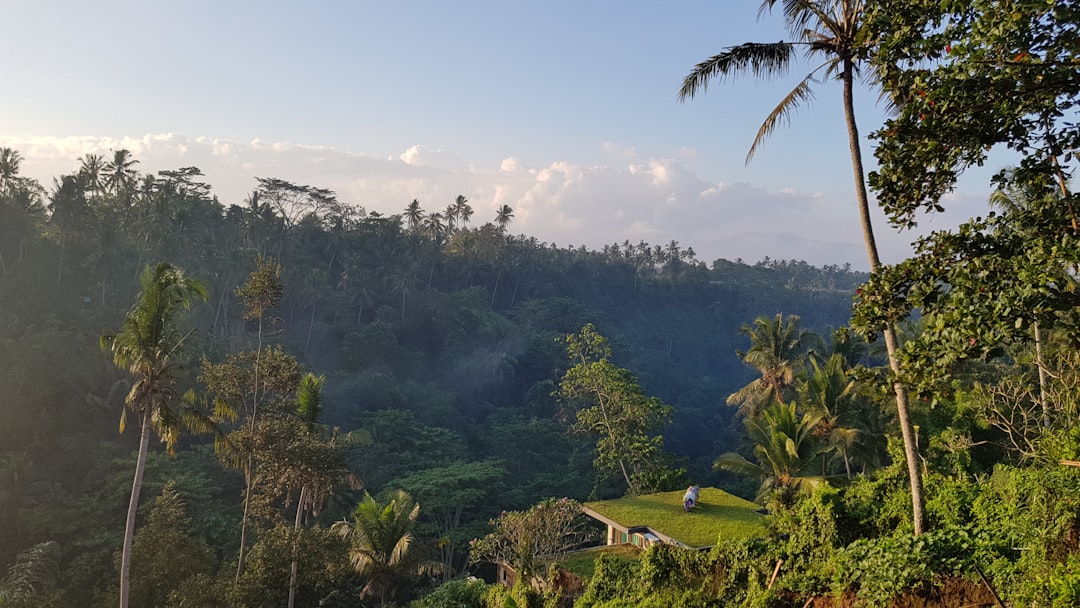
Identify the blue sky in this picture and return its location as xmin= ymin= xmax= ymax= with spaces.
xmin=1 ymin=1 xmax=1000 ymax=268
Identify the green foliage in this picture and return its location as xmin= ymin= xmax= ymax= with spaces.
xmin=127 ymin=481 xmax=215 ymax=608
xmin=226 ymin=524 xmax=350 ymax=608
xmin=576 ymin=538 xmax=774 ymax=608
xmin=0 ymin=541 xmax=59 ymax=606
xmin=558 ymin=324 xmax=677 ymax=496
xmin=469 ymin=498 xmax=593 ymax=586
xmin=333 ymin=490 xmax=438 ymax=606
xmin=414 ymin=577 xmax=491 ymax=608
xmin=832 ymin=526 xmax=979 ymax=607
xmin=715 ymin=401 xmax=830 ymax=502
xmin=0 ymin=147 xmax=872 ymax=606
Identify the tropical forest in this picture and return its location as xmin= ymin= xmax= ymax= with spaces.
xmin=2 ymin=2 xmax=1080 ymax=608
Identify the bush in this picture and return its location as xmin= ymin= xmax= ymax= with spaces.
xmin=414 ymin=577 xmax=491 ymax=608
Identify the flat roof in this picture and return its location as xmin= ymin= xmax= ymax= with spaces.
xmin=583 ymin=487 xmax=766 ymax=548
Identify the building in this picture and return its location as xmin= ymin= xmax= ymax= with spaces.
xmin=582 ymin=487 xmax=765 ymax=550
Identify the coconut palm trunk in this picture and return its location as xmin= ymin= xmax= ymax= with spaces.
xmin=119 ymin=411 xmax=152 ymax=608
xmin=842 ymin=57 xmax=925 ymax=534
xmin=287 ymin=485 xmax=306 ymax=608
xmin=680 ymin=0 xmax=925 ymax=534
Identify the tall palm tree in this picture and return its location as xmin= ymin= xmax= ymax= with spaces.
xmin=797 ymin=353 xmax=881 ymax=476
xmin=78 ymin=153 xmax=107 ymax=196
xmin=289 ymin=373 xmax=324 ymax=608
xmin=100 ymin=262 xmax=209 ymax=608
xmin=727 ymin=313 xmax=819 ymax=416
xmin=104 ymin=149 xmax=139 ymax=195
xmin=332 ymin=490 xmax=438 ymax=607
xmin=679 ymin=0 xmax=926 ymax=533
xmin=0 ymin=147 xmax=23 ymax=193
xmin=48 ymin=174 xmax=89 ymax=285
xmin=715 ymin=401 xmax=830 ymax=502
xmin=403 ymin=199 xmax=424 ymax=234
xmin=494 ymin=204 xmax=514 ymax=232
xmin=452 ymin=195 xmax=473 ymax=227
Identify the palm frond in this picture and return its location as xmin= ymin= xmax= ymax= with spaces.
xmin=1 ymin=541 xmax=59 ymax=604
xmin=714 ymin=452 xmax=765 ymax=478
xmin=747 ymin=74 xmax=816 ymax=163
xmin=678 ymin=42 xmax=795 ymax=101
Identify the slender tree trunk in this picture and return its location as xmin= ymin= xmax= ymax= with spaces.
xmin=236 ymin=462 xmax=254 ymax=582
xmin=305 ymin=303 xmax=316 ymax=355
xmin=1034 ymin=322 xmax=1051 ymax=427
xmin=490 ymin=268 xmax=501 ymax=308
xmin=288 ymin=485 xmax=306 ymax=608
xmin=57 ymin=231 xmax=65 ymax=286
xmin=120 ymin=411 xmax=152 ymax=608
xmin=237 ymin=318 xmax=265 ymax=581
xmin=842 ymin=60 xmax=925 ymax=535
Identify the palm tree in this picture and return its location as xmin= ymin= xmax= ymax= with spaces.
xmin=797 ymin=353 xmax=881 ymax=476
xmin=452 ymin=195 xmax=473 ymax=227
xmin=423 ymin=211 xmax=447 ymax=245
xmin=727 ymin=313 xmax=819 ymax=416
xmin=403 ymin=199 xmax=425 ymax=234
xmin=443 ymin=203 xmax=459 ymax=233
xmin=679 ymin=0 xmax=926 ymax=534
xmin=332 ymin=490 xmax=438 ymax=607
xmin=48 ymin=174 xmax=89 ymax=285
xmin=0 ymin=148 xmax=23 ymax=193
xmin=100 ymin=262 xmax=209 ymax=608
xmin=0 ymin=541 xmax=59 ymax=606
xmin=715 ymin=401 xmax=830 ymax=502
xmin=494 ymin=204 xmax=514 ymax=232
xmin=78 ymin=153 xmax=107 ymax=196
xmin=289 ymin=373 xmax=324 ymax=608
xmin=104 ymin=149 xmax=139 ymax=195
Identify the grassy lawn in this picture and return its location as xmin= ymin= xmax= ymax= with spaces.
xmin=556 ymin=544 xmax=641 ymax=580
xmin=585 ymin=487 xmax=766 ymax=548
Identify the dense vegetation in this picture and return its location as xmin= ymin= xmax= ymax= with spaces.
xmin=5 ymin=1 xmax=1080 ymax=606
xmin=0 ymin=144 xmax=863 ymax=606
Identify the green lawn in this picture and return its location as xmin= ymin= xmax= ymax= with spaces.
xmin=585 ymin=487 xmax=766 ymax=548
xmin=556 ymin=544 xmax=641 ymax=580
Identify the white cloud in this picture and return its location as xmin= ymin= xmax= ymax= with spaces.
xmin=399 ymin=144 xmax=468 ymax=172
xmin=0 ymin=132 xmax=943 ymax=268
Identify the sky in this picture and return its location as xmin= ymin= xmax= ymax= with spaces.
xmin=1 ymin=1 xmax=1005 ymax=270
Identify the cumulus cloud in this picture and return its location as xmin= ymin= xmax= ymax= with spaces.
xmin=399 ymin=144 xmax=468 ymax=172
xmin=0 ymin=132 xmax=935 ymax=268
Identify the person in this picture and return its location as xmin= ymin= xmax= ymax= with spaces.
xmin=682 ymin=485 xmax=699 ymax=511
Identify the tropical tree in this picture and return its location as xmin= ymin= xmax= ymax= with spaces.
xmin=0 ymin=148 xmax=21 ymax=192
xmin=99 ymin=262 xmax=210 ymax=608
xmin=452 ymin=195 xmax=473 ymax=227
xmin=279 ymin=372 xmax=352 ymax=608
xmin=494 ymin=204 xmax=514 ymax=232
xmin=390 ymin=460 xmax=507 ymax=578
xmin=797 ymin=353 xmax=883 ymax=476
xmin=104 ymin=149 xmax=139 ymax=196
xmin=469 ymin=497 xmax=593 ymax=589
xmin=403 ymin=199 xmax=425 ymax=234
xmin=0 ymin=541 xmax=59 ymax=606
xmin=78 ymin=153 xmax=107 ymax=196
xmin=678 ymin=0 xmax=926 ymax=534
xmin=332 ymin=490 xmax=438 ymax=607
xmin=727 ymin=313 xmax=819 ymax=416
xmin=48 ymin=174 xmax=89 ymax=285
xmin=127 ymin=481 xmax=215 ymax=608
xmin=557 ymin=323 xmax=678 ymax=495
xmin=714 ymin=401 xmax=830 ymax=502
